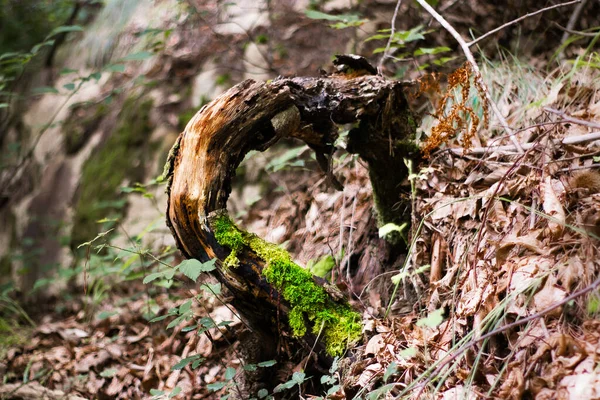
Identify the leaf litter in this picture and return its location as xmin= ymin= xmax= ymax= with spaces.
xmin=3 ymin=54 xmax=600 ymax=400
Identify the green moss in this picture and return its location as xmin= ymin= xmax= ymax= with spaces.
xmin=71 ymin=96 xmax=154 ymax=249
xmin=0 ymin=317 xmax=30 ymax=360
xmin=210 ymin=214 xmax=362 ymax=356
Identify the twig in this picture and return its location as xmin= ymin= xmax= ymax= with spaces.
xmin=553 ymin=21 xmax=600 ymax=38
xmin=449 ymin=130 xmax=600 ymax=155
xmin=544 ymin=106 xmax=600 ymax=129
xmin=414 ymin=0 xmax=525 ymax=153
xmin=467 ymin=0 xmax=581 ymax=47
xmin=559 ymin=163 xmax=600 ymax=172
xmin=560 ymin=0 xmax=589 ymax=46
xmin=377 ymin=0 xmax=402 ymax=71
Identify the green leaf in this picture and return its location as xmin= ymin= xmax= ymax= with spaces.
xmin=100 ymin=368 xmax=118 ymax=378
xmin=167 ymin=314 xmax=188 ymax=330
xmin=224 ymin=367 xmax=236 ymax=380
xmin=150 ymin=389 xmax=164 ymax=396
xmin=63 ymin=83 xmax=76 ymax=91
xmin=179 ymin=258 xmax=217 ymax=282
xmin=292 ymin=371 xmax=305 ymax=384
xmin=244 ymin=364 xmax=258 ymax=372
xmin=273 ymin=380 xmax=297 ymax=393
xmin=97 ymin=310 xmax=118 ymax=320
xmin=143 ymin=272 xmax=164 ymax=284
xmin=413 ymin=46 xmax=451 ymax=56
xmin=433 ymin=56 xmax=457 ymax=66
xmin=200 ymin=282 xmax=222 ymax=295
xmin=321 ymin=374 xmax=335 ymax=385
xmin=199 ymin=317 xmax=217 ymax=328
xmin=182 ymin=324 xmax=198 ymax=332
xmin=105 ymin=64 xmax=126 ymax=73
xmin=149 ymin=314 xmax=171 ymax=323
xmin=257 ymin=360 xmax=277 ymax=367
xmin=265 ymin=146 xmax=307 ymax=172
xmin=416 ymin=308 xmax=445 ymax=328
xmin=367 ymin=384 xmax=397 ymax=400
xmin=330 ymin=21 xmax=364 ymax=29
xmin=327 ymin=385 xmax=341 ymax=395
xmin=89 ymin=72 xmax=102 ymax=81
xmin=121 ymin=51 xmax=154 ymax=61
xmin=164 ymin=268 xmax=176 ymax=280
xmin=31 ymin=40 xmax=55 ymax=54
xmin=378 ymin=222 xmax=407 ymax=238
xmin=168 ymin=386 xmax=182 ymax=398
xmin=60 ymin=68 xmax=78 ymax=75
xmin=47 ymin=25 xmax=84 ymax=38
xmin=32 ymin=86 xmax=59 ymax=95
xmin=588 ymin=295 xmax=600 ymax=315
xmin=207 ymin=382 xmax=227 ymax=391
xmin=399 ymin=347 xmax=417 ymax=358
xmin=258 ymin=388 xmax=269 ymax=398
xmin=365 ymin=33 xmax=391 ymax=42
xmin=191 ymin=358 xmax=204 ymax=369
xmin=304 ymin=10 xmax=360 ymax=22
xmin=383 ymin=361 xmax=397 ymax=381
xmin=308 ymin=255 xmax=335 ymax=278
xmin=0 ymin=103 xmax=9 ymax=109
xmin=172 ymin=355 xmax=200 ymax=370
xmin=179 ymin=299 xmax=192 ymax=314
xmin=393 ymin=26 xmax=426 ymax=43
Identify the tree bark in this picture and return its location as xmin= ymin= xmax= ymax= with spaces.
xmin=164 ymin=56 xmax=418 ymax=361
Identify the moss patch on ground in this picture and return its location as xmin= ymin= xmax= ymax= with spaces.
xmin=70 ymin=96 xmax=154 ymax=249
xmin=211 ymin=214 xmax=362 ymax=356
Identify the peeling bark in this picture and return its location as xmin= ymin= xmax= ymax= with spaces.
xmin=165 ymin=56 xmax=418 ymax=362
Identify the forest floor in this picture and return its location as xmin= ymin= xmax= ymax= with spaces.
xmin=3 ymin=62 xmax=600 ymax=399
xmin=2 ymin=1 xmax=600 ymax=399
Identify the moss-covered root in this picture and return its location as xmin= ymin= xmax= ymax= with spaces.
xmin=210 ymin=213 xmax=362 ymax=356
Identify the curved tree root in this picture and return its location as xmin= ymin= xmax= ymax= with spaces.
xmin=164 ymin=56 xmax=419 ymax=363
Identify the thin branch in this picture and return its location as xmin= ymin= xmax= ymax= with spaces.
xmin=553 ymin=21 xmax=600 ymax=37
xmin=560 ymin=0 xmax=589 ymax=45
xmin=414 ymin=0 xmax=525 ymax=153
xmin=544 ymin=106 xmax=600 ymax=129
xmin=377 ymin=0 xmax=402 ymax=71
xmin=449 ymin=130 xmax=600 ymax=155
xmin=467 ymin=0 xmax=581 ymax=47
xmin=559 ymin=163 xmax=600 ymax=172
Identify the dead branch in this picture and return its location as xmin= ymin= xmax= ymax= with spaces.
xmin=165 ymin=56 xmax=418 ymax=361
xmin=467 ymin=0 xmax=582 ymax=47
xmin=449 ymin=130 xmax=600 ymax=155
xmin=544 ymin=106 xmax=600 ymax=129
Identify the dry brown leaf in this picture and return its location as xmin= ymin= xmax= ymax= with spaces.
xmin=542 ymin=176 xmax=566 ymax=237
xmin=440 ymin=385 xmax=477 ymax=400
xmin=75 ymin=349 xmax=111 ymax=373
xmin=558 ymin=362 xmax=600 ymax=400
xmin=365 ymin=334 xmax=385 ymax=355
xmin=356 ymin=363 xmax=382 ymax=388
xmin=532 ymin=283 xmax=567 ymax=317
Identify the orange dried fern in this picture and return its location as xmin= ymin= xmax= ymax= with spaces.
xmin=419 ymin=63 xmax=489 ymax=157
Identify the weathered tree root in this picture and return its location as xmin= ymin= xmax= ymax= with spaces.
xmin=164 ymin=56 xmax=418 ymax=363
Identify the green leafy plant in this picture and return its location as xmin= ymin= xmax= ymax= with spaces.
xmin=304 ymin=10 xmax=366 ymax=29
xmin=366 ymin=25 xmax=455 ymax=70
